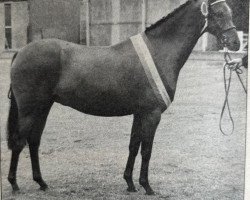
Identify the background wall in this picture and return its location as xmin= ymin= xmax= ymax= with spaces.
xmin=82 ymin=0 xmax=190 ymax=46
xmin=80 ymin=0 xmax=217 ymax=50
xmin=28 ymin=0 xmax=80 ymax=43
xmin=0 ymin=1 xmax=28 ymax=52
xmin=228 ymin=0 xmax=249 ymax=33
xmin=0 ymin=4 xmax=4 ymax=51
xmin=12 ymin=1 xmax=28 ymax=48
xmin=0 ymin=0 xmax=248 ymax=52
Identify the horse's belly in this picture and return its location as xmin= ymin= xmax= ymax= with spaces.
xmin=73 ymin=105 xmax=134 ymax=117
xmin=54 ymin=91 xmax=137 ymax=117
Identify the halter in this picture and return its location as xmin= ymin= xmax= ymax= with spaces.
xmin=200 ymin=0 xmax=236 ymax=35
xmin=210 ymin=0 xmax=226 ymax=6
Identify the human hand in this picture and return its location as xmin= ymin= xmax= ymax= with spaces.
xmin=227 ymin=58 xmax=242 ymax=66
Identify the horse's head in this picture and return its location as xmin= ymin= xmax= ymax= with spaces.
xmin=199 ymin=0 xmax=240 ymax=51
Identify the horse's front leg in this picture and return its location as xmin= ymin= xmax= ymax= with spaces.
xmin=139 ymin=108 xmax=161 ymax=195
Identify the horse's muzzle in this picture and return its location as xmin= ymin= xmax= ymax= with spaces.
xmin=221 ymin=28 xmax=240 ymax=51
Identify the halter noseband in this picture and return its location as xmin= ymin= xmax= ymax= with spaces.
xmin=200 ymin=0 xmax=236 ymax=35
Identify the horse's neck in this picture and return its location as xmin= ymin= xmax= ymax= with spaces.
xmin=144 ymin=4 xmax=204 ymax=92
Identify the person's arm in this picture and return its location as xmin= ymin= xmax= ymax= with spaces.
xmin=242 ymin=54 xmax=248 ymax=68
xmin=228 ymin=55 xmax=248 ymax=69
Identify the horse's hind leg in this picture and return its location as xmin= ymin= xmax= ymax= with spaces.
xmin=124 ymin=114 xmax=142 ymax=192
xmin=8 ymin=149 xmax=23 ymax=191
xmin=27 ymin=103 xmax=53 ymax=190
xmin=8 ymin=112 xmax=36 ymax=191
xmin=8 ymin=101 xmax=52 ymax=191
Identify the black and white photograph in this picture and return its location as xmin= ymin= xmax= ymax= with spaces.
xmin=0 ymin=0 xmax=249 ymax=199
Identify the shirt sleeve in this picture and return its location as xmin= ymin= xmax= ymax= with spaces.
xmin=242 ymin=54 xmax=248 ymax=68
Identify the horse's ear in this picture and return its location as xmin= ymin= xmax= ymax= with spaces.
xmin=200 ymin=1 xmax=209 ymax=17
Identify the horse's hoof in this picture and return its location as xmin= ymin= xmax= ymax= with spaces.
xmin=12 ymin=190 xmax=25 ymax=195
xmin=12 ymin=189 xmax=21 ymax=195
xmin=127 ymin=187 xmax=138 ymax=192
xmin=145 ymin=189 xmax=155 ymax=195
xmin=40 ymin=185 xmax=48 ymax=191
xmin=11 ymin=184 xmax=20 ymax=193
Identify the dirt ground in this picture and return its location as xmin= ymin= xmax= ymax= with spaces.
xmin=0 ymin=54 xmax=247 ymax=200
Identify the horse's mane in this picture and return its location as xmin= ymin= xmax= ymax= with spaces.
xmin=145 ymin=0 xmax=192 ymax=32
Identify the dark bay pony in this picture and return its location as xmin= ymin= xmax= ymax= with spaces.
xmin=7 ymin=0 xmax=239 ymax=195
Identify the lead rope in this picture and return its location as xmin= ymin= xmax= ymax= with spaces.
xmin=219 ymin=47 xmax=247 ymax=135
xmin=224 ymin=48 xmax=247 ymax=93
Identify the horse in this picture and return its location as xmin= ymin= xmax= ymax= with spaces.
xmin=7 ymin=0 xmax=240 ymax=195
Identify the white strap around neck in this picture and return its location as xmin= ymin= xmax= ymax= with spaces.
xmin=130 ymin=34 xmax=172 ymax=108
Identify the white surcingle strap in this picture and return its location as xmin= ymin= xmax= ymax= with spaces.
xmin=130 ymin=34 xmax=172 ymax=108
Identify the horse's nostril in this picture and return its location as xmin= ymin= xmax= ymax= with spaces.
xmin=231 ymin=42 xmax=240 ymax=51
xmin=235 ymin=41 xmax=240 ymax=46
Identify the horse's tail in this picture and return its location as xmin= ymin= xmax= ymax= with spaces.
xmin=11 ymin=52 xmax=18 ymax=65
xmin=7 ymin=87 xmax=19 ymax=150
xmin=7 ymin=52 xmax=19 ymax=150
